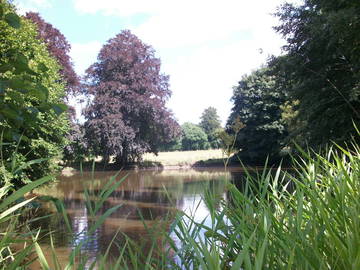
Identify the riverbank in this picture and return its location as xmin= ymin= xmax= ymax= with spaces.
xmin=141 ymin=149 xmax=226 ymax=167
xmin=62 ymin=149 xmax=230 ymax=175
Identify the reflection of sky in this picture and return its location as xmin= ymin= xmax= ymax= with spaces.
xmin=72 ymin=205 xmax=99 ymax=268
xmin=37 ymin=169 xmax=235 ymax=266
xmin=181 ymin=194 xmax=210 ymax=223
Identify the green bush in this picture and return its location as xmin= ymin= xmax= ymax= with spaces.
xmin=0 ymin=1 xmax=69 ymax=189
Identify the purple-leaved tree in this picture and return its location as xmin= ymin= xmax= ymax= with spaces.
xmin=25 ymin=12 xmax=79 ymax=94
xmin=83 ymin=30 xmax=179 ymax=165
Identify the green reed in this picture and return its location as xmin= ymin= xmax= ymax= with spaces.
xmin=1 ymin=141 xmax=360 ymax=269
xmin=172 ymin=143 xmax=360 ymax=269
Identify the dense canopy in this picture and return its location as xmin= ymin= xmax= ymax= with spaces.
xmin=274 ymin=0 xmax=360 ymax=147
xmin=84 ymin=30 xmax=179 ymax=164
xmin=0 ymin=2 xmax=68 ymax=187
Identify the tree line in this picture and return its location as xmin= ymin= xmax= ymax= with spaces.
xmin=158 ymin=106 xmax=223 ymax=152
xmin=226 ymin=0 xmax=360 ymax=165
xmin=1 ymin=0 xmax=359 ymax=189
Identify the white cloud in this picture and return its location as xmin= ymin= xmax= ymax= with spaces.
xmin=15 ymin=0 xmax=53 ymax=14
xmin=69 ymin=41 xmax=102 ymax=75
xmin=68 ymin=42 xmax=102 ymax=122
xmin=72 ymin=0 xmax=293 ymax=125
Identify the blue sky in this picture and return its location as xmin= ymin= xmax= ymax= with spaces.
xmin=15 ymin=0 xmax=299 ymax=125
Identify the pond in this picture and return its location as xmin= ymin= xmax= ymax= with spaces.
xmin=31 ymin=167 xmax=245 ymax=268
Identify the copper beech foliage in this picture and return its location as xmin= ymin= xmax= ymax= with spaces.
xmin=25 ymin=12 xmax=79 ymax=94
xmin=84 ymin=30 xmax=180 ymax=165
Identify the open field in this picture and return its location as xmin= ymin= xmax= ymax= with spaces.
xmin=142 ymin=149 xmax=225 ymax=167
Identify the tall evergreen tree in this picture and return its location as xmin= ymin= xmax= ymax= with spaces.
xmin=199 ymin=107 xmax=222 ymax=148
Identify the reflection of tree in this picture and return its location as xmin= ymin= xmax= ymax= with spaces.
xmin=39 ymin=168 xmax=231 ymax=262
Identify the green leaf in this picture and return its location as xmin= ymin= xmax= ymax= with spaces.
xmin=51 ymin=103 xmax=68 ymax=115
xmin=34 ymin=242 xmax=51 ymax=270
xmin=29 ymin=88 xmax=46 ymax=101
xmin=0 ymin=79 xmax=8 ymax=93
xmin=4 ymin=13 xmax=21 ymax=29
xmin=11 ymin=53 xmax=37 ymax=75
xmin=0 ymin=63 xmax=13 ymax=73
xmin=7 ymin=91 xmax=25 ymax=104
xmin=27 ymin=106 xmax=40 ymax=116
xmin=0 ymin=6 xmax=4 ymax=19
xmin=0 ymin=198 xmax=35 ymax=221
xmin=1 ymin=106 xmax=22 ymax=122
xmin=8 ymin=77 xmax=32 ymax=92
xmin=14 ymin=158 xmax=48 ymax=174
xmin=0 ymin=176 xmax=52 ymax=211
xmin=15 ymin=53 xmax=28 ymax=66
xmin=7 ymin=246 xmax=34 ymax=270
xmin=37 ymin=62 xmax=49 ymax=72
xmin=88 ymin=204 xmax=122 ymax=235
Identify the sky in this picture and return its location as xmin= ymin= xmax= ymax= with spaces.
xmin=15 ymin=0 xmax=298 ymax=125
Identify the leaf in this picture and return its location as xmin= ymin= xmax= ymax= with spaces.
xmin=0 ymin=6 xmax=3 ymax=19
xmin=0 ymin=198 xmax=35 ymax=221
xmin=12 ymin=53 xmax=37 ymax=75
xmin=37 ymin=62 xmax=49 ymax=72
xmin=14 ymin=158 xmax=48 ymax=174
xmin=27 ymin=106 xmax=40 ymax=116
xmin=0 ymin=79 xmax=8 ymax=93
xmin=6 ymin=91 xmax=25 ymax=104
xmin=34 ymin=242 xmax=51 ymax=270
xmin=51 ymin=103 xmax=68 ymax=115
xmin=4 ymin=13 xmax=21 ymax=29
xmin=29 ymin=88 xmax=46 ymax=101
xmin=0 ymin=176 xmax=51 ymax=211
xmin=88 ymin=204 xmax=122 ymax=235
xmin=8 ymin=77 xmax=32 ymax=92
xmin=0 ymin=106 xmax=22 ymax=122
xmin=7 ymin=245 xmax=34 ymax=270
xmin=0 ymin=63 xmax=13 ymax=73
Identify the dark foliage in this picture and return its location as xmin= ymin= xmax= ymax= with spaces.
xmin=227 ymin=67 xmax=287 ymax=164
xmin=158 ymin=135 xmax=182 ymax=152
xmin=25 ymin=12 xmax=79 ymax=94
xmin=274 ymin=0 xmax=360 ymax=148
xmin=84 ymin=30 xmax=180 ymax=165
xmin=63 ymin=108 xmax=88 ymax=163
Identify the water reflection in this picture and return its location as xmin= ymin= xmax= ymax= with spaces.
xmin=34 ymin=168 xmax=242 ymax=267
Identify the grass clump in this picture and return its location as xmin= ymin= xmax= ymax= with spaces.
xmin=171 ymin=144 xmax=360 ymax=269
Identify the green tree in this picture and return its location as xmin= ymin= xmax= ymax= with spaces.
xmin=158 ymin=135 xmax=182 ymax=152
xmin=227 ymin=67 xmax=287 ymax=164
xmin=274 ymin=0 xmax=360 ymax=148
xmin=181 ymin=122 xmax=210 ymax=151
xmin=199 ymin=107 xmax=222 ymax=148
xmin=0 ymin=1 xmax=68 ymax=189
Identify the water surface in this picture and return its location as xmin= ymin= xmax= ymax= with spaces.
xmin=33 ymin=168 xmax=243 ymax=267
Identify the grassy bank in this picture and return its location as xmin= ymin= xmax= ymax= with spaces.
xmin=1 ymin=143 xmax=360 ymax=269
xmin=142 ymin=149 xmax=225 ymax=167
